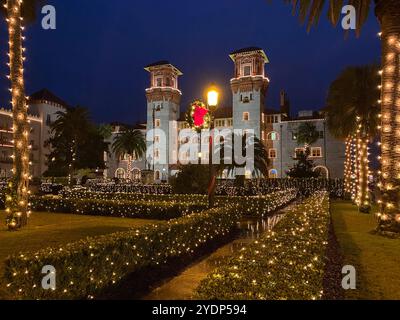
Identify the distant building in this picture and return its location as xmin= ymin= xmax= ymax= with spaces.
xmin=107 ymin=47 xmax=345 ymax=182
xmin=0 ymin=89 xmax=66 ymax=178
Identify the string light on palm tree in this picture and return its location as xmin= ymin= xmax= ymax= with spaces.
xmin=4 ymin=0 xmax=31 ymax=230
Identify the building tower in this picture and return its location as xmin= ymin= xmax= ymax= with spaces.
xmin=230 ymin=47 xmax=270 ymax=138
xmin=145 ymin=61 xmax=182 ymax=182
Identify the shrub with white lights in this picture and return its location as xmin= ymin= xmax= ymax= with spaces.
xmin=195 ymin=191 xmax=330 ymax=300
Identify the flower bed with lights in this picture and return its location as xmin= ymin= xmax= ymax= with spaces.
xmin=3 ymin=204 xmax=241 ymax=300
xmin=195 ymin=191 xmax=330 ymax=300
xmin=30 ymin=196 xmax=207 ymax=220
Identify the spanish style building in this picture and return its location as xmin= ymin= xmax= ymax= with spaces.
xmin=0 ymin=89 xmax=66 ymax=178
xmin=0 ymin=48 xmax=345 ymax=182
xmin=107 ymin=47 xmax=345 ymax=182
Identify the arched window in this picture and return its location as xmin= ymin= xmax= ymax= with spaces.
xmin=115 ymin=168 xmax=126 ymax=179
xmin=154 ymin=170 xmax=161 ymax=180
xmin=267 ymin=131 xmax=279 ymax=141
xmin=269 ymin=169 xmax=278 ymax=179
xmin=132 ymin=168 xmax=141 ymax=181
xmin=314 ymin=166 xmax=329 ymax=179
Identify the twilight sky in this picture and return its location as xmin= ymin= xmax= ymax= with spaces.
xmin=0 ymin=0 xmax=380 ymax=124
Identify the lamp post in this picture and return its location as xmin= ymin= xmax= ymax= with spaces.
xmin=207 ymin=86 xmax=219 ymax=208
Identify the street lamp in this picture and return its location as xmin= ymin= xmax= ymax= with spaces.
xmin=207 ymin=85 xmax=219 ymax=208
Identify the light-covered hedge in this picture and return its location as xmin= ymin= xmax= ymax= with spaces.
xmin=30 ymin=196 xmax=207 ymax=220
xmin=195 ymin=192 xmax=330 ymax=300
xmin=3 ymin=204 xmax=241 ymax=300
xmin=58 ymin=189 xmax=298 ymax=217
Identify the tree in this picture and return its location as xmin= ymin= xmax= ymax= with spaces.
xmin=112 ymin=129 xmax=146 ymax=180
xmin=170 ymin=165 xmax=209 ymax=194
xmin=45 ymin=107 xmax=108 ymax=178
xmin=281 ymin=0 xmax=400 ymax=228
xmin=287 ymin=148 xmax=320 ymax=178
xmin=98 ymin=124 xmax=113 ymax=140
xmin=2 ymin=0 xmax=42 ymax=230
xmin=326 ymin=65 xmax=380 ymax=212
xmin=220 ymin=134 xmax=269 ymax=177
xmin=296 ymin=122 xmax=320 ymax=148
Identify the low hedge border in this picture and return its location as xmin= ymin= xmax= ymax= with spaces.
xmin=195 ymin=191 xmax=330 ymax=300
xmin=30 ymin=196 xmax=208 ymax=220
xmin=3 ymin=204 xmax=241 ymax=300
xmin=57 ymin=189 xmax=298 ymax=217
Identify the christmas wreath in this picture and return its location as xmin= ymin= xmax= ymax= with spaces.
xmin=185 ymin=100 xmax=211 ymax=132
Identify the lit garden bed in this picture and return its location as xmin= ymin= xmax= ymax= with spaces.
xmin=195 ymin=191 xmax=330 ymax=300
xmin=3 ymin=204 xmax=241 ymax=300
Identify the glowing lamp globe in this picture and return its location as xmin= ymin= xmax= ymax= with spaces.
xmin=207 ymin=89 xmax=219 ymax=108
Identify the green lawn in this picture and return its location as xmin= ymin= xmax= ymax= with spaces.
xmin=331 ymin=201 xmax=400 ymax=300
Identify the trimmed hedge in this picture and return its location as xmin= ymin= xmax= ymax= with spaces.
xmin=195 ymin=191 xmax=330 ymax=300
xmin=3 ymin=204 xmax=241 ymax=300
xmin=58 ymin=189 xmax=298 ymax=217
xmin=216 ymin=178 xmax=344 ymax=198
xmin=30 ymin=196 xmax=207 ymax=220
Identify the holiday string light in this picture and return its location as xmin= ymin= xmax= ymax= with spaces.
xmin=376 ymin=31 xmax=400 ymax=228
xmin=195 ymin=192 xmax=330 ymax=300
xmin=29 ymin=189 xmax=298 ymax=219
xmin=344 ymin=136 xmax=352 ymax=194
xmin=3 ymin=189 xmax=298 ymax=299
xmin=4 ymin=0 xmax=32 ymax=230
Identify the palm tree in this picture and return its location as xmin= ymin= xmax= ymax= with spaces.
xmin=296 ymin=122 xmax=320 ymax=150
xmin=112 ymin=129 xmax=146 ymax=180
xmin=325 ymin=65 xmax=380 ymax=212
xmin=282 ymin=0 xmax=400 ymax=226
xmin=216 ymin=134 xmax=269 ymax=183
xmin=2 ymin=0 xmax=42 ymax=230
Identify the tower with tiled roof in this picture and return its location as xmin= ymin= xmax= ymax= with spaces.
xmin=145 ymin=61 xmax=182 ymax=182
xmin=230 ymin=47 xmax=270 ymax=139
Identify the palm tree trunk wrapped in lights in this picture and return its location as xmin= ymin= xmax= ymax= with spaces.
xmin=376 ymin=1 xmax=400 ymax=231
xmin=281 ymin=0 xmax=400 ymax=230
xmin=4 ymin=0 xmax=31 ymax=230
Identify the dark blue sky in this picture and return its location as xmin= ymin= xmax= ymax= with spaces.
xmin=0 ymin=0 xmax=380 ymax=124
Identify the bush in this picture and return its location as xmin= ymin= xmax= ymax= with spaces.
xmin=3 ymin=204 xmax=241 ymax=300
xmin=216 ymin=178 xmax=344 ymax=198
xmin=30 ymin=196 xmax=207 ymax=220
xmin=195 ymin=192 xmax=330 ymax=300
xmin=58 ymin=189 xmax=298 ymax=217
xmin=170 ymin=165 xmax=210 ymax=194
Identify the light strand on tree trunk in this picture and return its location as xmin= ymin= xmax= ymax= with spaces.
xmin=4 ymin=0 xmax=32 ymax=230
xmin=376 ymin=31 xmax=400 ymax=226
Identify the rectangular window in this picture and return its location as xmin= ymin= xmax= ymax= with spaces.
xmin=262 ymin=131 xmax=265 ymax=141
xmin=155 ymin=119 xmax=161 ymax=128
xmin=311 ymin=147 xmax=322 ymax=158
xmin=215 ymin=119 xmax=225 ymax=127
xmin=269 ymin=148 xmax=277 ymax=159
xmin=319 ymin=131 xmax=324 ymax=139
xmin=295 ymin=148 xmax=305 ymax=157
xmin=243 ymin=112 xmax=250 ymax=121
xmin=154 ymin=148 xmax=160 ymax=159
xmin=155 ymin=76 xmax=163 ymax=87
xmin=154 ymin=135 xmax=160 ymax=143
xmin=227 ymin=119 xmax=233 ymax=127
